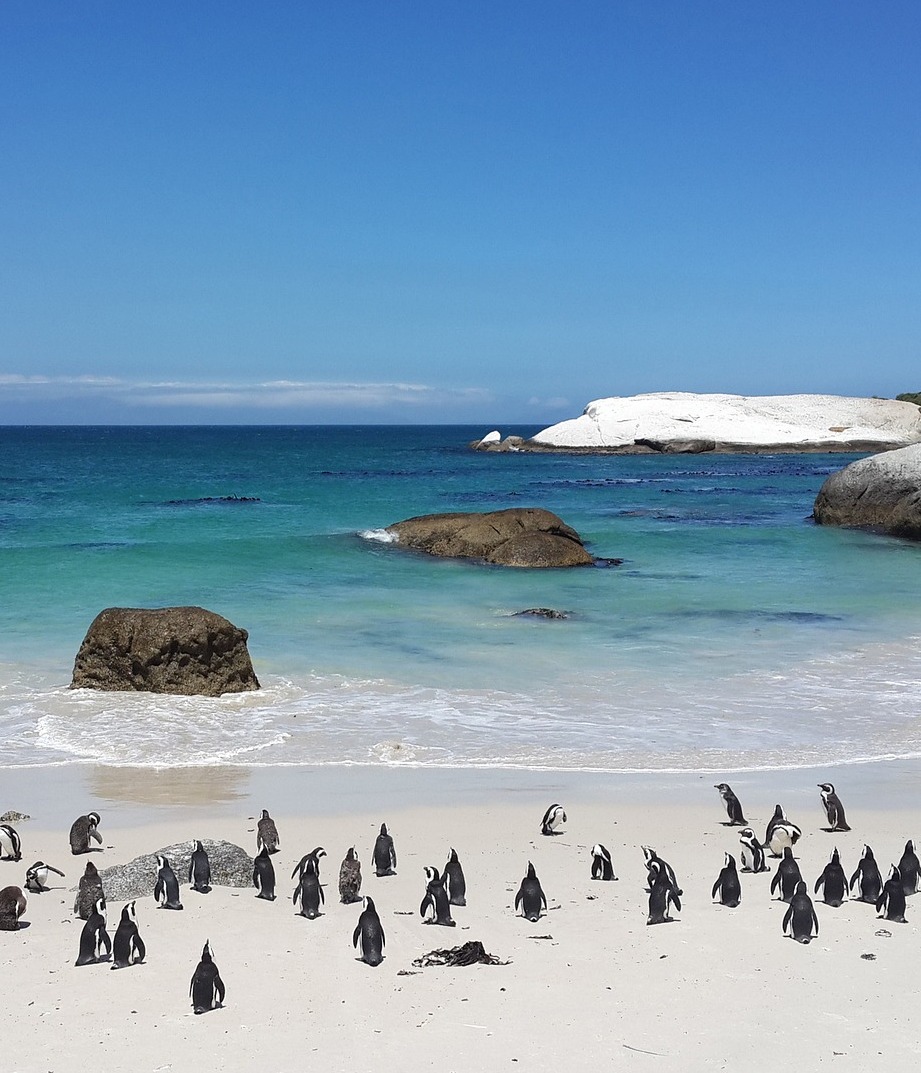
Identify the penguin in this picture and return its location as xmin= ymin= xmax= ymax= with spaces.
xmin=849 ymin=844 xmax=883 ymax=904
xmin=540 ymin=804 xmax=566 ymax=836
xmin=443 ymin=848 xmax=467 ymax=905
xmin=291 ymin=847 xmax=326 ymax=883
xmin=353 ymin=895 xmax=385 ymax=967
xmin=738 ymin=828 xmax=770 ymax=874
xmin=590 ymin=844 xmax=617 ymax=881
xmin=814 ymin=847 xmax=847 ymax=907
xmin=153 ymin=855 xmax=183 ymax=910
xmin=711 ymin=852 xmax=742 ymax=907
xmin=188 ymin=841 xmax=212 ymax=894
xmin=111 ymin=900 xmax=145 ymax=969
xmin=69 ymin=812 xmax=102 ymax=855
xmin=373 ymin=824 xmax=397 ymax=876
xmin=252 ymin=845 xmax=276 ymax=901
xmin=74 ymin=861 xmax=105 ymax=920
xmin=876 ymin=866 xmax=908 ymax=923
xmin=642 ymin=847 xmax=683 ymax=897
xmin=75 ymin=897 xmax=111 ymax=966
xmin=514 ymin=861 xmax=547 ymax=923
xmin=256 ymin=809 xmax=280 ymax=855
xmin=420 ymin=865 xmax=455 ymax=926
xmin=763 ymin=805 xmax=801 ymax=857
xmin=714 ymin=784 xmax=746 ymax=825
xmin=25 ymin=861 xmax=65 ymax=893
xmin=647 ymin=859 xmax=681 ymax=925
xmin=770 ymin=847 xmax=803 ymax=903
xmin=338 ymin=847 xmax=362 ymax=905
xmin=293 ymin=856 xmax=324 ymax=919
xmin=818 ymin=783 xmax=851 ymax=832
xmin=783 ymin=880 xmax=819 ymax=943
xmin=190 ymin=940 xmax=225 ymax=1014
xmin=0 ymin=823 xmax=22 ymax=862
xmin=0 ymin=885 xmax=27 ymax=931
xmin=897 ymin=839 xmax=920 ymax=895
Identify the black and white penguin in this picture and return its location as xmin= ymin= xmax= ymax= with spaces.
xmin=591 ymin=844 xmax=617 ymax=881
xmin=738 ymin=828 xmax=770 ymax=874
xmin=353 ymin=895 xmax=385 ymax=967
xmin=154 ymin=855 xmax=183 ymax=910
xmin=770 ymin=847 xmax=803 ymax=903
xmin=74 ymin=861 xmax=105 ymax=920
xmin=0 ymin=823 xmax=22 ymax=862
xmin=711 ymin=852 xmax=742 ymax=907
xmin=291 ymin=847 xmax=326 ymax=883
xmin=69 ymin=812 xmax=102 ymax=855
xmin=541 ymin=804 xmax=566 ymax=836
xmin=25 ymin=861 xmax=65 ymax=893
xmin=814 ymin=847 xmax=847 ymax=907
xmin=876 ymin=865 xmax=908 ymax=923
xmin=420 ymin=865 xmax=455 ymax=926
xmin=849 ymin=844 xmax=883 ymax=904
xmin=642 ymin=847 xmax=683 ymax=897
xmin=111 ymin=901 xmax=145 ymax=969
xmin=256 ymin=809 xmax=280 ymax=855
xmin=293 ymin=856 xmax=324 ymax=919
xmin=253 ymin=845 xmax=276 ymax=901
xmin=75 ymin=897 xmax=111 ymax=966
xmin=647 ymin=859 xmax=681 ymax=925
xmin=443 ymin=848 xmax=467 ymax=905
xmin=0 ymin=885 xmax=26 ymax=931
xmin=714 ymin=784 xmax=746 ymax=825
xmin=818 ymin=783 xmax=851 ymax=832
xmin=783 ymin=880 xmax=819 ymax=943
xmin=515 ymin=861 xmax=547 ymax=923
xmin=373 ymin=824 xmax=397 ymax=876
xmin=763 ymin=805 xmax=801 ymax=857
xmin=190 ymin=940 xmax=225 ymax=1014
xmin=338 ymin=847 xmax=362 ymax=904
xmin=188 ymin=841 xmax=211 ymax=894
xmin=897 ymin=839 xmax=920 ymax=895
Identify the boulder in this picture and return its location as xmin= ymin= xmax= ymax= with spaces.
xmin=813 ymin=443 xmax=921 ymax=538
xmin=71 ymin=606 xmax=260 ymax=696
xmin=386 ymin=508 xmax=595 ymax=567
xmin=94 ymin=840 xmax=253 ymax=901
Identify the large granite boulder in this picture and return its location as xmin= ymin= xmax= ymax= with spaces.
xmin=94 ymin=840 xmax=253 ymax=901
xmin=71 ymin=606 xmax=260 ymax=696
xmin=813 ymin=443 xmax=921 ymax=538
xmin=385 ymin=508 xmax=595 ymax=567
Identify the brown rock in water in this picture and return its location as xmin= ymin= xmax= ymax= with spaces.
xmin=70 ymin=606 xmax=260 ymax=696
xmin=813 ymin=443 xmax=921 ymax=539
xmin=386 ymin=508 xmax=594 ymax=567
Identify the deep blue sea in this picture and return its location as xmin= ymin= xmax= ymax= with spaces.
xmin=2 ymin=425 xmax=921 ymax=773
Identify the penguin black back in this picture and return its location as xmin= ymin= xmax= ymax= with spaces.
xmin=783 ymin=881 xmax=819 ymax=943
xmin=189 ymin=841 xmax=211 ymax=894
xmin=541 ymin=804 xmax=566 ymax=836
xmin=293 ymin=856 xmax=324 ymax=919
xmin=514 ymin=861 xmax=547 ymax=922
xmin=373 ymin=824 xmax=397 ymax=876
xmin=897 ymin=840 xmax=920 ymax=896
xmin=591 ymin=844 xmax=617 ymax=881
xmin=770 ymin=847 xmax=802 ymax=902
xmin=420 ymin=866 xmax=455 ymax=926
xmin=0 ymin=885 xmax=27 ymax=931
xmin=353 ymin=895 xmax=385 ymax=966
xmin=190 ymin=940 xmax=225 ymax=1014
xmin=111 ymin=901 xmax=145 ymax=969
xmin=75 ymin=898 xmax=111 ymax=966
xmin=849 ymin=845 xmax=882 ymax=903
xmin=814 ymin=848 xmax=847 ymax=907
xmin=443 ymin=848 xmax=467 ymax=906
xmin=818 ymin=782 xmax=851 ymax=831
xmin=647 ymin=860 xmax=680 ymax=924
xmin=711 ymin=852 xmax=741 ymax=907
xmin=154 ymin=855 xmax=183 ymax=910
xmin=253 ymin=845 xmax=276 ymax=901
xmin=877 ymin=866 xmax=908 ymax=923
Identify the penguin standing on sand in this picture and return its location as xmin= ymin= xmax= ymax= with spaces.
xmin=338 ymin=848 xmax=362 ymax=905
xmin=0 ymin=823 xmax=22 ymax=861
xmin=373 ymin=824 xmax=397 ymax=877
xmin=738 ymin=828 xmax=770 ymax=874
xmin=647 ymin=859 xmax=681 ymax=924
xmin=293 ymin=856 xmax=324 ymax=919
xmin=154 ymin=855 xmax=183 ymax=910
xmin=292 ymin=848 xmax=326 ymax=883
xmin=188 ymin=841 xmax=211 ymax=894
xmin=75 ymin=897 xmax=111 ymax=966
xmin=897 ymin=840 xmax=920 ymax=895
xmin=253 ymin=846 xmax=276 ymax=901
xmin=25 ymin=861 xmax=65 ymax=893
xmin=69 ymin=812 xmax=102 ymax=855
xmin=591 ymin=844 xmax=617 ymax=881
xmin=711 ymin=852 xmax=741 ymax=907
xmin=818 ymin=783 xmax=851 ymax=832
xmin=443 ymin=848 xmax=467 ymax=905
xmin=764 ymin=805 xmax=801 ymax=857
xmin=420 ymin=866 xmax=455 ymax=926
xmin=111 ymin=901 xmax=145 ymax=969
xmin=515 ymin=861 xmax=547 ymax=923
xmin=74 ymin=861 xmax=105 ymax=920
xmin=190 ymin=941 xmax=225 ymax=1014
xmin=714 ymin=784 xmax=746 ymax=825
xmin=849 ymin=845 xmax=883 ymax=904
xmin=256 ymin=810 xmax=279 ymax=855
xmin=0 ymin=885 xmax=26 ymax=931
xmin=770 ymin=847 xmax=803 ymax=903
xmin=642 ymin=847 xmax=683 ymax=897
xmin=877 ymin=866 xmax=908 ymax=922
xmin=353 ymin=896 xmax=385 ymax=967
xmin=814 ymin=848 xmax=847 ymax=907
xmin=783 ymin=881 xmax=819 ymax=943
xmin=541 ymin=804 xmax=567 ymax=836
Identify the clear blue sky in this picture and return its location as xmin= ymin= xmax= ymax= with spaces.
xmin=2 ymin=1 xmax=919 ymax=424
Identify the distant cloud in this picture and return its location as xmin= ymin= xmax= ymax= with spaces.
xmin=527 ymin=395 xmax=571 ymax=410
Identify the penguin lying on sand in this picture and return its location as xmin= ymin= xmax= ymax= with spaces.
xmin=25 ymin=861 xmax=65 ymax=893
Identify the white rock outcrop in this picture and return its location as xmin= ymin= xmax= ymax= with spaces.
xmin=531 ymin=393 xmax=921 ymax=451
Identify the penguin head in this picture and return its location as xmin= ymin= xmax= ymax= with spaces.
xmin=818 ymin=782 xmax=834 ymax=793
xmin=84 ymin=862 xmax=98 ymax=877
xmin=362 ymin=895 xmax=376 ymax=912
xmin=890 ymin=864 xmax=902 ymax=882
xmin=94 ymin=896 xmax=106 ymax=920
xmin=794 ymin=880 xmax=807 ymax=895
xmin=773 ymin=804 xmax=785 ymax=819
xmin=862 ymin=844 xmax=874 ymax=860
xmin=122 ymin=901 xmax=137 ymax=923
xmin=311 ymin=847 xmax=327 ymax=860
xmin=724 ymin=852 xmax=735 ymax=868
xmin=380 ymin=823 xmax=388 ymax=836
xmin=262 ymin=809 xmax=271 ymax=820
xmin=200 ymin=940 xmax=213 ymax=962
xmin=195 ymin=840 xmax=204 ymax=852
xmin=830 ymin=847 xmax=840 ymax=864
xmin=738 ymin=827 xmax=755 ymax=844
xmin=257 ymin=845 xmax=270 ymax=859
xmin=423 ymin=865 xmax=439 ymax=883
xmin=525 ymin=861 xmax=537 ymax=879
xmin=906 ymin=840 xmax=916 ymax=854
xmin=88 ymin=812 xmax=101 ymax=827
xmin=782 ymin=847 xmax=794 ymax=859
xmin=346 ymin=847 xmax=357 ymax=862
xmin=448 ymin=848 xmax=459 ymax=863
xmin=714 ymin=783 xmax=730 ymax=793
xmin=591 ymin=844 xmax=607 ymax=860
xmin=156 ymin=855 xmax=168 ymax=870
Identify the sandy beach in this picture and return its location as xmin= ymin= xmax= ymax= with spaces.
xmin=1 ymin=763 xmax=919 ymax=1072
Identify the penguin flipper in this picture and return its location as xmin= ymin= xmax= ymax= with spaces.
xmin=352 ymin=922 xmax=361 ymax=949
xmin=420 ymin=893 xmax=431 ymax=919
xmin=814 ymin=875 xmax=823 ymax=895
xmin=711 ymin=877 xmax=721 ymax=900
xmin=153 ymin=877 xmax=163 ymax=903
xmin=101 ymin=928 xmax=112 ymax=957
xmin=514 ymin=889 xmax=522 ymax=912
xmin=672 ymin=891 xmax=682 ymax=913
xmin=782 ymin=904 xmax=793 ymax=934
xmin=770 ymin=872 xmax=780 ymax=896
xmin=135 ymin=934 xmax=146 ymax=962
xmin=214 ymin=973 xmax=225 ymax=1006
xmin=812 ymin=910 xmax=819 ymax=935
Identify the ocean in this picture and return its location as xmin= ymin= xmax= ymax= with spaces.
xmin=2 ymin=425 xmax=920 ymax=775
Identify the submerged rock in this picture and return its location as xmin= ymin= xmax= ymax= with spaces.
xmin=95 ymin=840 xmax=253 ymax=901
xmin=512 ymin=608 xmax=570 ymax=619
xmin=813 ymin=443 xmax=921 ymax=539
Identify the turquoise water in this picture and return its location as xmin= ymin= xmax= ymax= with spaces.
xmin=2 ymin=425 xmax=921 ymax=772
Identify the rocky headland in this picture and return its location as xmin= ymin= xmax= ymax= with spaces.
xmin=813 ymin=442 xmax=921 ymax=539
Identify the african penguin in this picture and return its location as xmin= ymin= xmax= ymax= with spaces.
xmin=74 ymin=861 xmax=106 ymax=920
xmin=783 ymin=881 xmax=819 ymax=943
xmin=540 ymin=804 xmax=566 ymax=836
xmin=0 ymin=823 xmax=22 ymax=862
xmin=25 ymin=861 xmax=65 ymax=893
xmin=770 ymin=847 xmax=802 ymax=903
xmin=849 ymin=844 xmax=883 ymax=904
xmin=420 ymin=866 xmax=455 ymax=926
xmin=897 ymin=839 xmax=920 ymax=895
xmin=590 ymin=844 xmax=617 ymax=881
xmin=69 ymin=812 xmax=102 ymax=855
xmin=153 ymin=855 xmax=183 ymax=910
xmin=373 ymin=824 xmax=397 ymax=876
xmin=256 ymin=809 xmax=280 ymax=854
xmin=877 ymin=866 xmax=908 ymax=923
xmin=818 ymin=783 xmax=851 ymax=832
xmin=353 ymin=895 xmax=385 ymax=967
xmin=514 ymin=861 xmax=547 ymax=923
xmin=642 ymin=847 xmax=683 ymax=897
xmin=293 ymin=856 xmax=324 ymax=919
xmin=75 ymin=897 xmax=111 ymax=966
xmin=188 ymin=841 xmax=212 ymax=894
xmin=0 ymin=885 xmax=26 ymax=931
xmin=253 ymin=845 xmax=276 ymax=901
xmin=714 ymin=783 xmax=746 ymax=825
xmin=291 ymin=847 xmax=326 ymax=883
xmin=738 ymin=828 xmax=770 ymax=874
xmin=443 ymin=848 xmax=467 ymax=905
xmin=647 ymin=859 xmax=681 ymax=925
xmin=763 ymin=805 xmax=801 ymax=857
xmin=111 ymin=900 xmax=146 ymax=969
xmin=190 ymin=940 xmax=225 ymax=1014
xmin=338 ymin=847 xmax=362 ymax=905
xmin=711 ymin=852 xmax=741 ymax=907
xmin=814 ymin=847 xmax=847 ymax=907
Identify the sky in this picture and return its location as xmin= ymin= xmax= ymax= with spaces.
xmin=2 ymin=1 xmax=920 ymax=425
